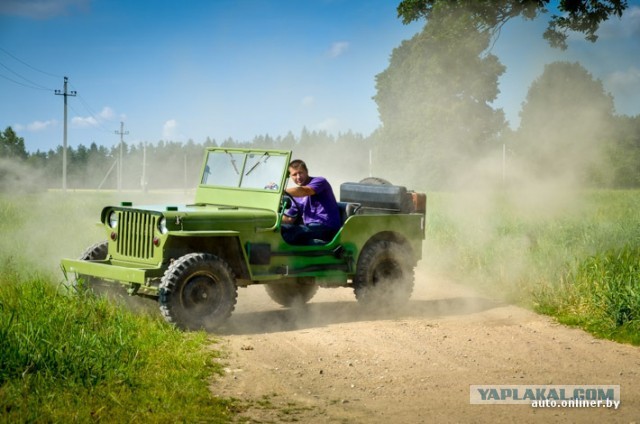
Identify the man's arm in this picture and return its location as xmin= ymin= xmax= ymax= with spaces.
xmin=286 ymin=185 xmax=315 ymax=197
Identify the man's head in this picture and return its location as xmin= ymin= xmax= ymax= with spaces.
xmin=289 ymin=159 xmax=309 ymax=186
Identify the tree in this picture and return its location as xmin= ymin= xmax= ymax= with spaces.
xmin=603 ymin=115 xmax=640 ymax=188
xmin=397 ymin=0 xmax=628 ymax=50
xmin=0 ymin=127 xmax=28 ymax=160
xmin=515 ymin=61 xmax=616 ymax=184
xmin=374 ymin=3 xmax=507 ymax=188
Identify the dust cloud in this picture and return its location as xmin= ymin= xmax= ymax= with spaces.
xmin=358 ymin=57 xmax=617 ymax=305
xmin=0 ymin=154 xmax=194 ymax=282
xmin=0 ymin=157 xmax=44 ymax=193
xmin=218 ymin=261 xmax=500 ymax=336
xmin=1 ymin=37 xmax=621 ymax=334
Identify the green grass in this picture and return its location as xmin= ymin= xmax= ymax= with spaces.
xmin=0 ymin=192 xmax=236 ymax=422
xmin=536 ymin=246 xmax=640 ymax=345
xmin=0 ymin=274 xmax=236 ymax=422
xmin=425 ymin=189 xmax=640 ymax=345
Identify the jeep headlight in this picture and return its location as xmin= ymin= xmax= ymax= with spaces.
xmin=158 ymin=217 xmax=168 ymax=234
xmin=108 ymin=211 xmax=118 ymax=228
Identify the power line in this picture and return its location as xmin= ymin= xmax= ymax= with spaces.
xmin=0 ymin=71 xmax=48 ymax=90
xmin=0 ymin=46 xmax=62 ymax=79
xmin=1 ymin=46 xmax=125 ymax=159
xmin=0 ymin=63 xmax=53 ymax=91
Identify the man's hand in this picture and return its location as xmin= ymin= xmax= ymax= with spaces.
xmin=282 ymin=215 xmax=296 ymax=224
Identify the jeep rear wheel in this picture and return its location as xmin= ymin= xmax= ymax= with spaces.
xmin=265 ymin=280 xmax=318 ymax=307
xmin=159 ymin=253 xmax=237 ymax=331
xmin=353 ymin=240 xmax=415 ymax=308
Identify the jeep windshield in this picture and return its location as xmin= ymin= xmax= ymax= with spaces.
xmin=200 ymin=150 xmax=288 ymax=191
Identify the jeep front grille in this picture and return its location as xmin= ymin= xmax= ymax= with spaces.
xmin=116 ymin=211 xmax=156 ymax=259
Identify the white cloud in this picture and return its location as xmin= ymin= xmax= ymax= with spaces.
xmin=605 ymin=66 xmax=640 ymax=90
xmin=71 ymin=115 xmax=98 ymax=128
xmin=0 ymin=0 xmax=90 ymax=19
xmin=71 ymin=106 xmax=118 ymax=129
xmin=327 ymin=41 xmax=349 ymax=58
xmin=301 ymin=96 xmax=315 ymax=108
xmin=604 ymin=67 xmax=640 ymax=115
xmin=597 ymin=5 xmax=640 ymax=39
xmin=162 ymin=119 xmax=178 ymax=140
xmin=98 ymin=106 xmax=115 ymax=120
xmin=26 ymin=119 xmax=57 ymax=132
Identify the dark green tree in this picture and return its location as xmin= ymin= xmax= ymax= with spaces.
xmin=397 ymin=0 xmax=628 ymax=50
xmin=515 ymin=61 xmax=616 ymax=185
xmin=374 ymin=3 xmax=507 ymax=188
xmin=0 ymin=127 xmax=28 ymax=160
xmin=602 ymin=115 xmax=640 ymax=188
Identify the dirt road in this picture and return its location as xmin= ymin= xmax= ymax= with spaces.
xmin=212 ymin=264 xmax=640 ymax=423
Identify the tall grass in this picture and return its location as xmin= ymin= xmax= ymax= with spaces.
xmin=0 ymin=276 xmax=235 ymax=421
xmin=537 ymin=246 xmax=640 ymax=344
xmin=425 ymin=189 xmax=640 ymax=344
xmin=0 ymin=192 xmax=235 ymax=422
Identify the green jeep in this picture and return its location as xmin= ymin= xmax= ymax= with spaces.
xmin=61 ymin=147 xmax=426 ymax=330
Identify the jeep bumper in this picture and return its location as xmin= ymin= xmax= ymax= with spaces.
xmin=61 ymin=258 xmax=162 ymax=286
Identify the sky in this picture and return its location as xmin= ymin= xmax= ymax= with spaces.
xmin=1 ymin=0 xmax=639 ymax=154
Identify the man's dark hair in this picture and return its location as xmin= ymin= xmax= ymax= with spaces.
xmin=289 ymin=159 xmax=308 ymax=172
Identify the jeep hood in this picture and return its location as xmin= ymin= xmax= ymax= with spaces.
xmin=103 ymin=203 xmax=278 ymax=231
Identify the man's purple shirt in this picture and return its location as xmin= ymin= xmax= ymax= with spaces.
xmin=286 ymin=176 xmax=341 ymax=229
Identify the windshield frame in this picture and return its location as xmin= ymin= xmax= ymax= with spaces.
xmin=195 ymin=148 xmax=292 ymax=212
xmin=200 ymin=149 xmax=289 ymax=192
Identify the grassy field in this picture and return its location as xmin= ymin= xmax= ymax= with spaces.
xmin=424 ymin=188 xmax=640 ymax=345
xmin=1 ymin=187 xmax=638 ymax=420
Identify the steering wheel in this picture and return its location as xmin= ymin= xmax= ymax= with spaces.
xmin=280 ymin=191 xmax=295 ymax=212
xmin=279 ymin=192 xmax=301 ymax=225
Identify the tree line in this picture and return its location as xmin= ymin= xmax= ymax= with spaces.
xmin=0 ymin=128 xmax=373 ymax=192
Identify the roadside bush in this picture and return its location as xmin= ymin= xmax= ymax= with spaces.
xmin=536 ymin=246 xmax=640 ymax=344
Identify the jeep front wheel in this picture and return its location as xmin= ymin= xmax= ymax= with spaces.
xmin=159 ymin=253 xmax=238 ymax=331
xmin=75 ymin=240 xmax=109 ymax=295
xmin=353 ymin=240 xmax=414 ymax=308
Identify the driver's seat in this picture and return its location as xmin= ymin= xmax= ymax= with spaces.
xmin=337 ymin=202 xmax=360 ymax=224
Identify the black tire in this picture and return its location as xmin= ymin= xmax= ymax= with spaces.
xmin=76 ymin=240 xmax=158 ymax=314
xmin=264 ymin=280 xmax=318 ymax=307
xmin=74 ymin=240 xmax=109 ymax=294
xmin=80 ymin=240 xmax=109 ymax=261
xmin=159 ymin=253 xmax=237 ymax=331
xmin=359 ymin=177 xmax=392 ymax=185
xmin=353 ymin=240 xmax=415 ymax=308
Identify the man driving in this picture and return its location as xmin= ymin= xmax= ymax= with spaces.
xmin=281 ymin=159 xmax=341 ymax=245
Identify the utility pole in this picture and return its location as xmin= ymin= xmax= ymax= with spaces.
xmin=141 ymin=142 xmax=147 ymax=192
xmin=55 ymin=76 xmax=76 ymax=192
xmin=114 ymin=122 xmax=128 ymax=191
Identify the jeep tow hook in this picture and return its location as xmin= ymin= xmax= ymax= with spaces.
xmin=127 ymin=283 xmax=141 ymax=296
